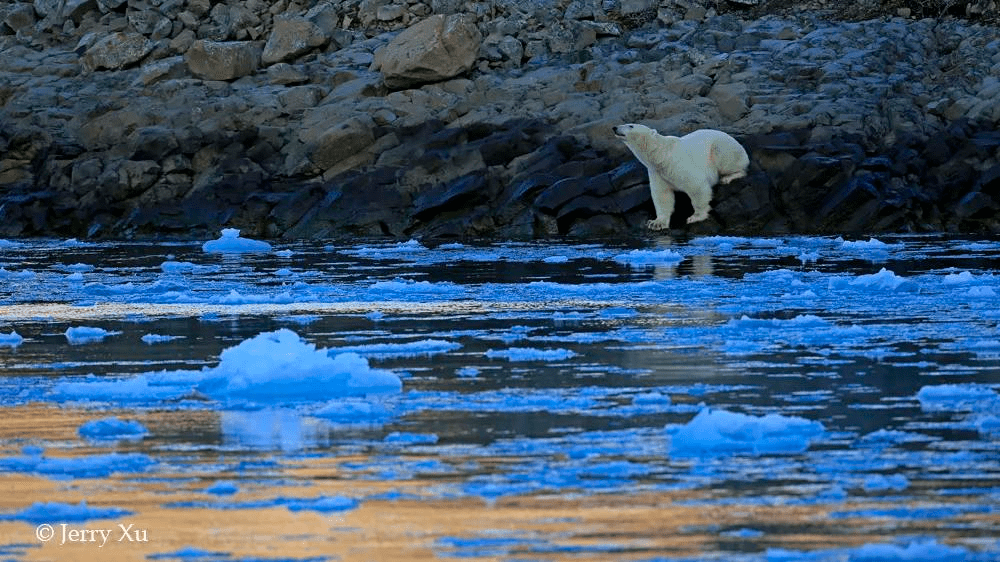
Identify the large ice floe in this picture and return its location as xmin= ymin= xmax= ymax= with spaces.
xmin=0 ymin=235 xmax=999 ymax=560
xmin=51 ymin=329 xmax=401 ymax=407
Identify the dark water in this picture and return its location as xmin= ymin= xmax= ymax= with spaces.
xmin=0 ymin=234 xmax=998 ymax=561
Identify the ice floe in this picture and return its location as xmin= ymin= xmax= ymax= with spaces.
xmin=201 ymin=228 xmax=272 ymax=253
xmin=64 ymin=326 xmax=121 ymax=344
xmin=0 ymin=330 xmax=23 ymax=347
xmin=78 ymin=417 xmax=148 ymax=440
xmin=0 ymin=501 xmax=133 ymax=524
xmin=666 ymin=408 xmax=825 ymax=457
xmin=51 ymin=329 xmax=401 ymax=407
xmin=484 ymin=347 xmax=577 ymax=361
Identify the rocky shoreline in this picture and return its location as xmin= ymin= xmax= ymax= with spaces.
xmin=1 ymin=0 xmax=999 ymax=240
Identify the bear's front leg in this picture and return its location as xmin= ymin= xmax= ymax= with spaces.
xmin=647 ymin=173 xmax=675 ymax=231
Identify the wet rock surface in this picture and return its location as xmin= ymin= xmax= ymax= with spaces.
xmin=1 ymin=0 xmax=999 ymax=240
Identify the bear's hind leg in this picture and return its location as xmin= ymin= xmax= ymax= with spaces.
xmin=647 ymin=172 xmax=675 ymax=231
xmin=719 ymin=170 xmax=747 ymax=184
xmin=686 ymin=182 xmax=713 ymax=224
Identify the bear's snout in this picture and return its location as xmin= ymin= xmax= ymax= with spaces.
xmin=613 ymin=125 xmax=626 ymax=138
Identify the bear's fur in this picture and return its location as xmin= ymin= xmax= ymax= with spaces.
xmin=613 ymin=124 xmax=749 ymax=230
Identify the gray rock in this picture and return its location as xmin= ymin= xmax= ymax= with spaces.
xmin=81 ymin=32 xmax=154 ymax=72
xmin=4 ymin=3 xmax=36 ymax=33
xmin=709 ymin=82 xmax=750 ymax=122
xmin=185 ymin=40 xmax=261 ymax=81
xmin=373 ymin=14 xmax=482 ymax=89
xmin=308 ymin=115 xmax=377 ymax=171
xmin=262 ymin=16 xmax=328 ymax=66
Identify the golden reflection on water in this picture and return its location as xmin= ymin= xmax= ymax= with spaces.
xmin=3 ymin=405 xmax=997 ymax=561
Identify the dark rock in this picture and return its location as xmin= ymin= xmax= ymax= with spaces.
xmin=952 ymin=191 xmax=998 ymax=219
xmin=412 ymin=172 xmax=488 ymax=221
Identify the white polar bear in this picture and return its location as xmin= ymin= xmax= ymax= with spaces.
xmin=613 ymin=124 xmax=749 ymax=230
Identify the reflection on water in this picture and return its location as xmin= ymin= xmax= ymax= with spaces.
xmin=1 ymin=235 xmax=999 ymax=561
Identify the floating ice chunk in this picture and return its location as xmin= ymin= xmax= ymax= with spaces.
xmin=197 ymin=329 xmax=402 ymax=402
xmin=632 ymin=391 xmax=672 ymax=406
xmin=54 ymin=330 xmax=402 ymax=407
xmin=862 ymin=473 xmax=909 ymax=491
xmin=141 ymin=333 xmax=184 ymax=344
xmin=766 ymin=538 xmax=974 ymax=562
xmin=830 ymin=268 xmax=919 ymax=292
xmin=63 ymin=263 xmax=95 ymax=272
xmin=613 ymin=248 xmax=684 ymax=267
xmin=721 ymin=528 xmax=764 ymax=538
xmin=64 ymin=326 xmax=121 ymax=344
xmin=0 ymin=267 xmax=35 ymax=280
xmin=726 ymin=314 xmax=830 ymax=330
xmin=484 ymin=347 xmax=577 ymax=361
xmin=849 ymin=538 xmax=972 ymax=561
xmin=78 ymin=417 xmax=148 ymax=440
xmin=330 ymin=339 xmax=461 ymax=359
xmin=916 ymin=383 xmax=999 ymax=413
xmin=204 ymin=481 xmax=239 ymax=495
xmin=0 ymin=501 xmax=133 ymax=524
xmin=859 ymin=429 xmax=933 ymax=446
xmin=160 ymin=260 xmax=220 ymax=274
xmin=66 ymin=272 xmax=84 ymax=282
xmin=274 ymin=249 xmax=294 ymax=258
xmin=0 ymin=330 xmax=23 ymax=347
xmin=202 ymin=228 xmax=272 ymax=253
xmin=839 ymin=237 xmax=901 ymax=251
xmin=169 ymin=495 xmax=357 ymax=513
xmin=456 ymin=367 xmax=480 ymax=377
xmin=968 ymin=286 xmax=997 ymax=298
xmin=313 ymin=398 xmax=393 ymax=424
xmin=384 ymin=432 xmax=439 ymax=445
xmin=943 ymin=271 xmax=978 ymax=285
xmin=0 ymin=451 xmax=154 ymax=478
xmin=0 ymin=239 xmax=24 ymax=248
xmin=666 ymin=408 xmax=825 ymax=457
xmin=53 ymin=375 xmax=192 ymax=403
xmin=543 ymin=255 xmax=569 ymax=263
xmin=340 ymin=239 xmax=427 ymax=259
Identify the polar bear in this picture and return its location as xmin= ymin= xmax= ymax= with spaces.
xmin=613 ymin=124 xmax=749 ymax=230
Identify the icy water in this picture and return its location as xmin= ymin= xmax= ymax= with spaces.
xmin=0 ymin=234 xmax=999 ymax=562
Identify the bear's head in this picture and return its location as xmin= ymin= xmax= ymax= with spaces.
xmin=613 ymin=123 xmax=676 ymax=160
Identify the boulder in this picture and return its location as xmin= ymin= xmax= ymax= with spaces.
xmin=3 ymin=3 xmax=35 ymax=33
xmin=307 ymin=115 xmax=377 ymax=171
xmin=185 ymin=40 xmax=261 ymax=81
xmin=262 ymin=16 xmax=328 ymax=66
xmin=81 ymin=32 xmax=154 ymax=72
xmin=373 ymin=14 xmax=482 ymax=89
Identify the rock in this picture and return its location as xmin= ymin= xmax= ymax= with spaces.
xmin=262 ymin=16 xmax=328 ymax=66
xmin=185 ymin=40 xmax=261 ymax=81
xmin=952 ymin=191 xmax=998 ymax=219
xmin=307 ymin=115 xmax=377 ymax=171
xmin=373 ymin=14 xmax=482 ymax=89
xmin=709 ymin=82 xmax=750 ymax=122
xmin=4 ymin=3 xmax=36 ymax=33
xmin=81 ymin=32 xmax=154 ymax=72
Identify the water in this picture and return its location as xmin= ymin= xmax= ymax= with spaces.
xmin=0 ymin=234 xmax=999 ymax=561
